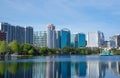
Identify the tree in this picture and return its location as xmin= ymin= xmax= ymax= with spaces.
xmin=28 ymin=48 xmax=34 ymax=55
xmin=8 ymin=40 xmax=20 ymax=54
xmin=38 ymin=47 xmax=48 ymax=55
xmin=20 ymin=43 xmax=34 ymax=55
xmin=61 ymin=46 xmax=71 ymax=54
xmin=0 ymin=41 xmax=7 ymax=54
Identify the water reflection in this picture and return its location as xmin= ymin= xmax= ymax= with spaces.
xmin=0 ymin=58 xmax=120 ymax=78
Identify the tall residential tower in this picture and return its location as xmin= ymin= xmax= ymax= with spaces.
xmin=47 ymin=24 xmax=56 ymax=48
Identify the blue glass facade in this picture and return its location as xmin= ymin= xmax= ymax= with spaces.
xmin=0 ymin=23 xmax=15 ymax=43
xmin=61 ymin=28 xmax=70 ymax=48
xmin=71 ymin=34 xmax=76 ymax=48
xmin=56 ymin=31 xmax=61 ymax=48
xmin=15 ymin=26 xmax=25 ymax=44
xmin=0 ymin=22 xmax=33 ymax=44
xmin=75 ymin=33 xmax=86 ymax=48
xmin=78 ymin=33 xmax=86 ymax=47
xmin=25 ymin=27 xmax=33 ymax=44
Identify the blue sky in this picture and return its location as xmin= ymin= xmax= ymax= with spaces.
xmin=0 ymin=0 xmax=120 ymax=40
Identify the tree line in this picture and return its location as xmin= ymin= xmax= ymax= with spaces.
xmin=0 ymin=40 xmax=120 ymax=56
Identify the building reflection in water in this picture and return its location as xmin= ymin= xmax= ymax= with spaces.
xmin=87 ymin=61 xmax=107 ymax=78
xmin=0 ymin=62 xmax=33 ymax=78
xmin=109 ymin=62 xmax=120 ymax=75
xmin=0 ymin=61 xmax=120 ymax=78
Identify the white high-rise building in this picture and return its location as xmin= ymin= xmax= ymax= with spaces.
xmin=47 ymin=24 xmax=56 ymax=48
xmin=87 ymin=31 xmax=104 ymax=48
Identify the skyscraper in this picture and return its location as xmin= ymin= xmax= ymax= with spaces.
xmin=0 ymin=22 xmax=33 ymax=44
xmin=15 ymin=26 xmax=25 ymax=44
xmin=61 ymin=28 xmax=71 ymax=48
xmin=25 ymin=26 xmax=33 ymax=44
xmin=47 ymin=24 xmax=56 ymax=48
xmin=71 ymin=34 xmax=76 ymax=48
xmin=33 ymin=31 xmax=47 ymax=47
xmin=75 ymin=33 xmax=86 ymax=48
xmin=0 ymin=22 xmax=15 ymax=43
xmin=87 ymin=31 xmax=104 ymax=48
xmin=109 ymin=35 xmax=120 ymax=48
xmin=56 ymin=30 xmax=61 ymax=48
xmin=0 ymin=30 xmax=6 ymax=41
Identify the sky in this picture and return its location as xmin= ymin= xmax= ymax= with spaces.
xmin=0 ymin=0 xmax=120 ymax=40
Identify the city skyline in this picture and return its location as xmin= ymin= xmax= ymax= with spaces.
xmin=0 ymin=0 xmax=120 ymax=40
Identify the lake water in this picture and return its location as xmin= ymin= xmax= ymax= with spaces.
xmin=0 ymin=55 xmax=120 ymax=78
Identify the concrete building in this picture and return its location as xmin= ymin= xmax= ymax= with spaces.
xmin=109 ymin=35 xmax=120 ymax=48
xmin=87 ymin=31 xmax=104 ymax=48
xmin=15 ymin=26 xmax=25 ymax=44
xmin=25 ymin=26 xmax=33 ymax=44
xmin=0 ymin=30 xmax=6 ymax=41
xmin=0 ymin=22 xmax=15 ymax=43
xmin=0 ymin=22 xmax=33 ymax=44
xmin=33 ymin=31 xmax=47 ymax=47
xmin=47 ymin=24 xmax=56 ymax=48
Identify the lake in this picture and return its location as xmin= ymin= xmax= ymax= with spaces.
xmin=0 ymin=55 xmax=120 ymax=78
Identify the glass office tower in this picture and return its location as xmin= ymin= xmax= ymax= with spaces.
xmin=61 ymin=28 xmax=71 ymax=48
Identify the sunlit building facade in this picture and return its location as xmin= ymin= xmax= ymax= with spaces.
xmin=87 ymin=31 xmax=104 ymax=48
xmin=47 ymin=24 xmax=56 ymax=48
xmin=33 ymin=31 xmax=47 ymax=47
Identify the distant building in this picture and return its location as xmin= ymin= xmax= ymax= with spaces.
xmin=33 ymin=31 xmax=47 ymax=47
xmin=61 ymin=28 xmax=71 ymax=48
xmin=0 ymin=30 xmax=6 ymax=41
xmin=87 ymin=31 xmax=104 ymax=48
xmin=47 ymin=24 xmax=56 ymax=48
xmin=75 ymin=33 xmax=86 ymax=48
xmin=0 ymin=22 xmax=15 ymax=43
xmin=109 ymin=35 xmax=120 ymax=48
xmin=15 ymin=26 xmax=25 ymax=44
xmin=25 ymin=26 xmax=33 ymax=44
xmin=71 ymin=34 xmax=76 ymax=48
xmin=0 ymin=22 xmax=33 ymax=44
xmin=56 ymin=30 xmax=61 ymax=48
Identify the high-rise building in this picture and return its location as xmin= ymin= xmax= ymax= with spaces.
xmin=87 ymin=31 xmax=104 ymax=48
xmin=0 ymin=30 xmax=6 ymax=41
xmin=56 ymin=30 xmax=61 ymax=48
xmin=47 ymin=24 xmax=56 ymax=48
xmin=33 ymin=31 xmax=47 ymax=47
xmin=61 ymin=28 xmax=71 ymax=48
xmin=25 ymin=26 xmax=33 ymax=44
xmin=0 ymin=22 xmax=33 ymax=44
xmin=71 ymin=34 xmax=76 ymax=48
xmin=109 ymin=35 xmax=120 ymax=48
xmin=75 ymin=33 xmax=86 ymax=48
xmin=0 ymin=22 xmax=15 ymax=43
xmin=15 ymin=26 xmax=25 ymax=44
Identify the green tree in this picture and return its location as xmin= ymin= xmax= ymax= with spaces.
xmin=61 ymin=46 xmax=71 ymax=54
xmin=38 ymin=47 xmax=48 ymax=55
xmin=21 ymin=43 xmax=34 ymax=55
xmin=0 ymin=41 xmax=7 ymax=54
xmin=0 ymin=62 xmax=5 ymax=75
xmin=8 ymin=40 xmax=20 ymax=54
xmin=7 ymin=62 xmax=18 ymax=74
xmin=28 ymin=48 xmax=34 ymax=55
